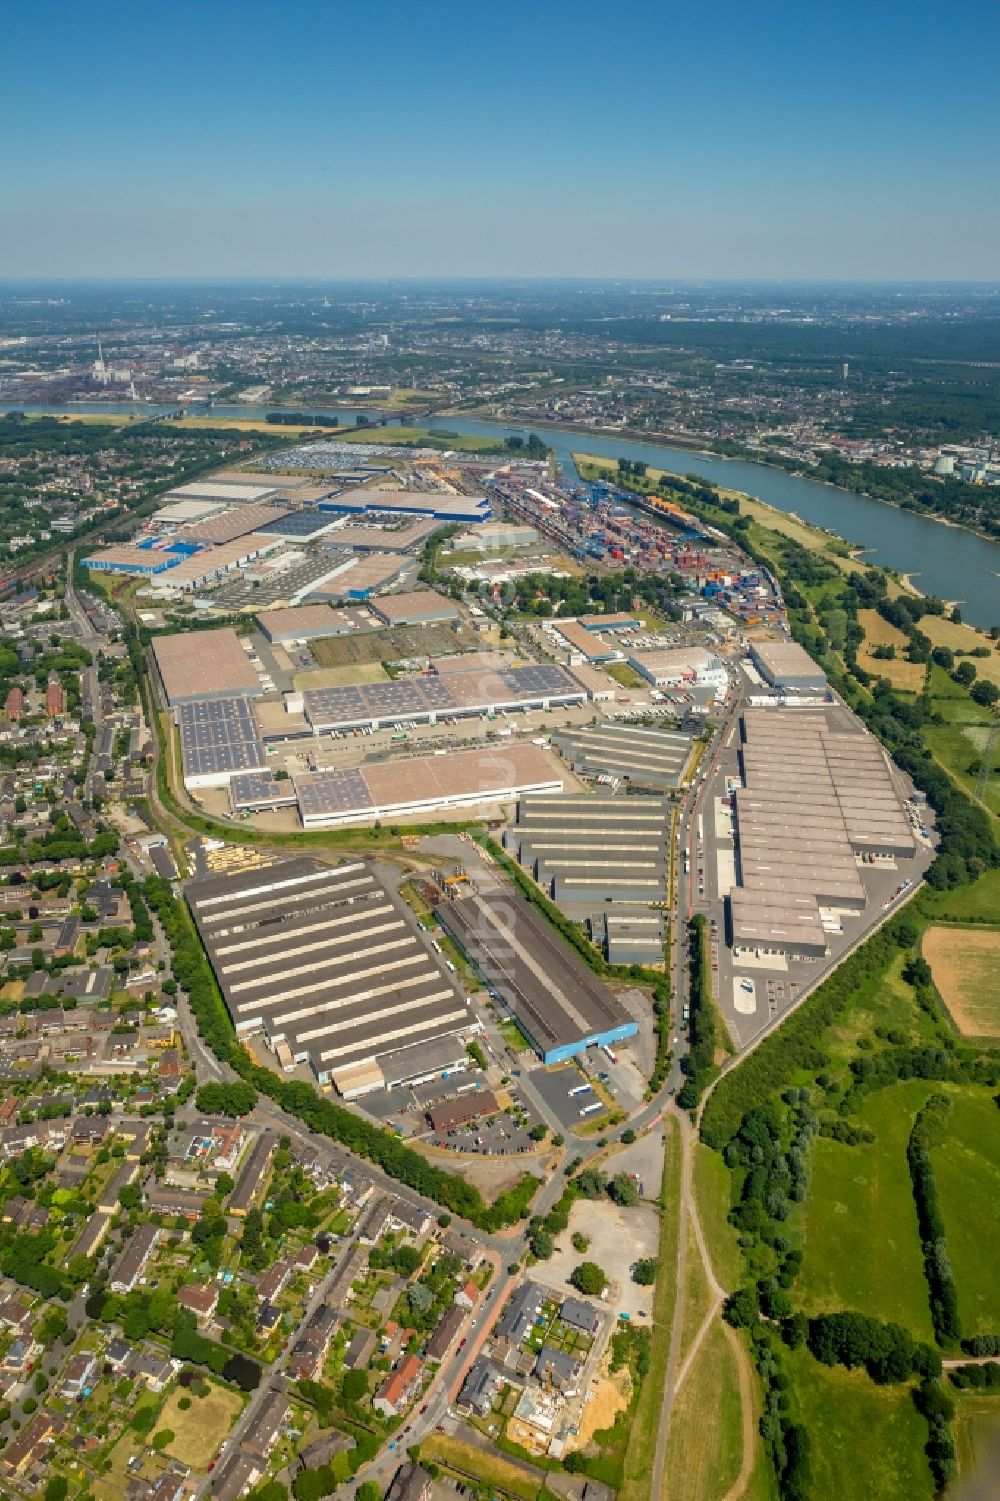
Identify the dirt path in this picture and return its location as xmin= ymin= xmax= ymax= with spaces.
xmin=654 ymin=1104 xmax=755 ymax=1501
xmin=720 ymin=1323 xmax=757 ymax=1501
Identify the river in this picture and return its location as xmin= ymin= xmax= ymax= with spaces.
xmin=10 ymin=401 xmax=1000 ymax=629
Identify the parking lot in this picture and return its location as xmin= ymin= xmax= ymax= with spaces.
xmin=530 ymin=1063 xmax=615 ymax=1134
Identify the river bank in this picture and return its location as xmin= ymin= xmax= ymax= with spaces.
xmin=8 ymin=399 xmax=1000 ymax=628
xmin=443 ymin=407 xmax=999 ymax=548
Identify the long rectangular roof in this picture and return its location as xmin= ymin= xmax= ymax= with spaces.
xmin=551 ymin=723 xmax=692 ymax=790
xmin=178 ymin=697 xmax=267 ymax=780
xmin=302 ymin=662 xmax=584 ymax=732
xmin=151 ymin=629 xmax=262 ymax=704
xmin=187 ymin=857 xmax=471 ymax=1087
xmin=436 ymin=885 xmax=634 ymax=1056
xmin=293 ymin=743 xmax=562 ymax=824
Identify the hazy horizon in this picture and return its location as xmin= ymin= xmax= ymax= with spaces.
xmin=3 ymin=0 xmax=999 ymax=281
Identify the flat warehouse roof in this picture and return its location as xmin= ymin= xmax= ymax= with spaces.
xmin=252 ymin=510 xmax=343 ymax=540
xmin=171 ymin=480 xmax=277 ymax=503
xmin=302 ymin=661 xmax=584 ymax=732
xmin=152 ymin=628 xmax=262 ymax=704
xmin=257 ymin=604 xmax=367 ymax=641
xmin=187 ymin=857 xmax=471 ymax=1086
xmin=436 ymin=885 xmax=635 ymax=1057
xmin=175 ymin=503 xmax=285 ymax=545
xmin=370 ymin=590 xmax=461 ymax=625
xmin=293 ymin=743 xmax=562 ymax=826
xmin=551 ymin=724 xmax=692 ymax=789
xmin=179 ymin=697 xmax=266 ymax=781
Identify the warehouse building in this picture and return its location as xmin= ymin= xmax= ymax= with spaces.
xmin=178 ymin=696 xmax=268 ymax=790
xmin=152 ymin=498 xmax=226 ymax=526
xmin=151 ymin=628 xmax=262 ymax=706
xmin=293 ymin=743 xmax=562 ymax=828
xmin=256 ymin=604 xmax=368 ymax=643
xmin=300 ymin=662 xmax=585 ymax=735
xmin=229 ymin=770 xmax=299 ymax=814
xmin=156 ymin=536 xmax=283 ymax=592
xmin=436 ymin=884 xmax=637 ymax=1065
xmin=309 ymin=552 xmax=410 ymax=602
xmin=627 ymin=647 xmax=728 ymax=695
xmin=86 ymin=544 xmax=182 ymax=577
xmin=319 ymin=489 xmax=491 ymax=523
xmin=749 ymin=640 xmax=828 ymax=696
xmin=331 ymin=519 xmax=440 ymax=553
xmin=551 ymin=722 xmax=693 ymax=792
xmin=167 ymin=479 xmax=278 ymax=504
xmin=729 ymin=707 xmax=914 ymax=957
xmin=603 ymin=909 xmax=666 ymax=967
xmin=369 ymin=590 xmax=461 ymax=627
xmin=174 ymin=502 xmax=285 ymax=546
xmin=251 ymin=510 xmax=344 ymax=542
xmin=450 ymin=522 xmax=538 ymax=551
xmin=187 ymin=858 xmax=475 ymax=1097
xmin=564 ymin=663 xmax=617 ymax=702
xmin=550 ymin=619 xmax=623 ymax=662
xmin=505 ymin=793 xmax=670 ymax=909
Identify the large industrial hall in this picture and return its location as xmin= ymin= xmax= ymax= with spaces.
xmin=186 ymin=857 xmax=475 ymax=1097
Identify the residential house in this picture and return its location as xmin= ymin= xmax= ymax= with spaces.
xmin=458 ymin=1356 xmax=505 ymax=1417
xmin=176 ymin=1283 xmax=219 ymax=1322
xmin=342 ymin=1326 xmax=377 ymax=1372
xmin=109 ymin=1223 xmax=159 ymax=1293
xmin=560 ymin=1296 xmax=602 ymax=1335
xmin=425 ymin=1302 xmax=466 ymax=1362
xmin=241 ymin=1389 xmax=289 ymax=1461
xmin=373 ymin=1354 xmax=423 ymax=1418
xmin=496 ymin=1280 xmax=547 ymax=1346
xmin=61 ymin=1352 xmax=98 ymax=1399
xmin=386 ymin=1462 xmax=434 ymax=1501
xmin=535 ymin=1346 xmax=581 ymax=1391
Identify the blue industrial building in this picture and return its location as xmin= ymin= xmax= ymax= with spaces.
xmin=435 ymin=885 xmax=637 ymax=1067
xmin=318 ymin=491 xmax=492 ymax=523
xmin=85 ymin=546 xmax=182 ymax=576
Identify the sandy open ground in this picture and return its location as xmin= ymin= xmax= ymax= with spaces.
xmin=920 ymin=617 xmax=1000 ymax=687
xmin=923 ymin=925 xmax=1000 ymax=1036
xmin=856 ymin=609 xmax=927 ymax=690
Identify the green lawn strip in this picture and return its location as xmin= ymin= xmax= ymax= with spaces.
xmin=618 ymin=1115 xmax=682 ymax=1501
xmin=795 ymin=1080 xmax=937 ymax=1342
xmin=662 ymin=1318 xmax=743 ymax=1501
xmin=784 ymin=1346 xmax=935 ymax=1501
xmin=926 ymin=867 xmax=1000 ymax=924
xmin=692 ymin=1141 xmax=743 ymax=1292
xmin=930 ymin=1089 xmax=1000 ymax=1334
xmin=821 ymin=951 xmax=942 ymax=1071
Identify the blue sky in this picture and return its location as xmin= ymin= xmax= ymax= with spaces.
xmin=3 ymin=0 xmax=998 ymax=279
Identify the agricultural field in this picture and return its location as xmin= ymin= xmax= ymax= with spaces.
xmin=951 ymin=1392 xmax=1000 ymax=1486
xmin=922 ymin=925 xmax=1000 ymax=1036
xmin=308 ymin=622 xmax=472 ymax=668
xmin=795 ymin=1080 xmax=936 ymax=1341
xmin=919 ymin=616 xmax=1000 ymax=688
xmin=783 ymin=1347 xmax=935 ymax=1501
xmin=922 ymin=666 xmax=1000 ymax=815
xmin=931 ymin=1089 xmax=1000 ymax=1335
xmin=856 ymin=608 xmax=927 ymax=690
xmin=292 ymin=661 xmax=389 ymax=689
xmin=158 ymin=1382 xmax=243 ymax=1469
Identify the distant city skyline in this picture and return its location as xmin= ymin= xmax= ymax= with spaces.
xmin=4 ymin=0 xmax=999 ymax=281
